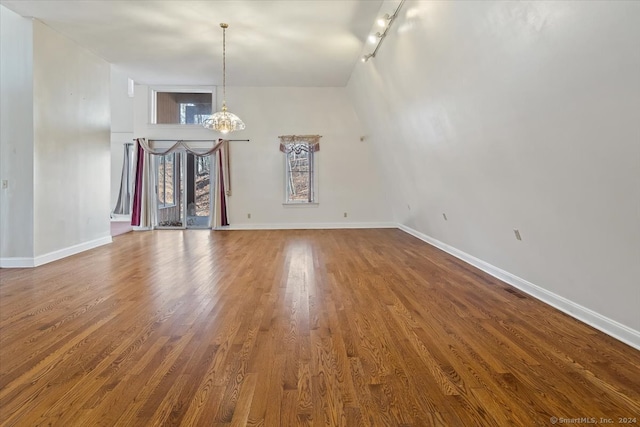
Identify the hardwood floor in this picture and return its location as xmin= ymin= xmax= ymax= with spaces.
xmin=0 ymin=229 xmax=638 ymax=426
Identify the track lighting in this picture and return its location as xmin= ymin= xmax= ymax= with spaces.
xmin=368 ymin=32 xmax=383 ymax=44
xmin=361 ymin=0 xmax=406 ymax=63
xmin=377 ymin=13 xmax=391 ymax=27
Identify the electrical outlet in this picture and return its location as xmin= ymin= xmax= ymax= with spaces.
xmin=1 ymin=180 xmax=7 ymax=189
xmin=343 ymin=212 xmax=348 ymax=218
xmin=442 ymin=213 xmax=447 ymax=220
xmin=247 ymin=213 xmax=251 ymax=219
xmin=514 ymin=229 xmax=522 ymax=241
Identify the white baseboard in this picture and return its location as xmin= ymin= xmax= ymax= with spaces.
xmin=221 ymin=222 xmax=397 ymax=230
xmin=0 ymin=257 xmax=36 ymax=268
xmin=0 ymin=236 xmax=112 ymax=269
xmin=398 ymin=224 xmax=640 ymax=351
xmin=110 ymin=214 xmax=131 ymax=223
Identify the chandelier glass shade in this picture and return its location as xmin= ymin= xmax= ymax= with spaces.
xmin=203 ymin=23 xmax=245 ymax=133
xmin=203 ymin=103 xmax=245 ymax=134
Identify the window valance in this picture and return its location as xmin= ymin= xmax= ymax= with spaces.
xmin=137 ymin=137 xmax=228 ymax=157
xmin=279 ymin=135 xmax=321 ymax=153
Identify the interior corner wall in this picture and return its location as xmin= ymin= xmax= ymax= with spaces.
xmin=32 ymin=20 xmax=111 ymax=257
xmin=0 ymin=6 xmax=34 ymax=260
xmin=134 ymin=85 xmax=392 ymax=227
xmin=110 ymin=66 xmax=134 ymax=134
xmin=224 ymin=86 xmax=392 ymax=227
xmin=347 ymin=1 xmax=640 ymax=334
xmin=110 ymin=66 xmax=134 ymax=211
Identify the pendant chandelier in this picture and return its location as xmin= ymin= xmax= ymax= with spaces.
xmin=203 ymin=23 xmax=245 ymax=133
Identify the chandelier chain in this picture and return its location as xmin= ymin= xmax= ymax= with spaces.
xmin=222 ymin=25 xmax=226 ymax=103
xmin=202 ymin=22 xmax=245 ymax=133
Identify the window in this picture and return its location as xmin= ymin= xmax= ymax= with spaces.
xmin=157 ymin=153 xmax=176 ymax=208
xmin=285 ymin=145 xmax=314 ymax=203
xmin=280 ymin=135 xmax=321 ymax=204
xmin=151 ymin=91 xmax=213 ymax=125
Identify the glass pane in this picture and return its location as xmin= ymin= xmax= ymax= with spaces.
xmin=290 ymin=172 xmax=310 ymax=201
xmin=155 ymin=92 xmax=212 ymax=124
xmin=287 ymin=151 xmax=311 ymax=202
xmin=157 ymin=157 xmax=166 ymax=205
xmin=164 ymin=154 xmax=174 ymax=205
xmin=186 ymin=154 xmax=212 ymax=228
xmin=157 ymin=152 xmax=183 ymax=227
xmin=195 ymin=156 xmax=211 ymax=217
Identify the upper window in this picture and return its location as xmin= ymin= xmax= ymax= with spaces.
xmin=151 ymin=91 xmax=212 ymax=125
xmin=280 ymin=135 xmax=321 ymax=204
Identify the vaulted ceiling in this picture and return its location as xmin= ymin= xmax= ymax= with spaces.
xmin=0 ymin=0 xmax=386 ymax=86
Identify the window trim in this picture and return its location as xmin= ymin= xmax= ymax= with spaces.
xmin=157 ymin=153 xmax=177 ymax=209
xmin=282 ymin=143 xmax=319 ymax=205
xmin=149 ymin=86 xmax=216 ymax=126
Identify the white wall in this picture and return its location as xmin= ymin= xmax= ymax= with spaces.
xmin=110 ymin=65 xmax=135 ymax=211
xmin=32 ymin=20 xmax=111 ymax=256
xmin=347 ymin=1 xmax=640 ymax=337
xmin=0 ymin=6 xmax=34 ymax=260
xmin=134 ymin=85 xmax=392 ymax=227
xmin=110 ymin=66 xmax=134 ymax=133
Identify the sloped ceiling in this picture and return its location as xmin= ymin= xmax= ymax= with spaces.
xmin=0 ymin=0 xmax=384 ymax=86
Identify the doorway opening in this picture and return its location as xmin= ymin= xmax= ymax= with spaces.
xmin=155 ymin=152 xmax=214 ymax=229
xmin=186 ymin=154 xmax=213 ymax=228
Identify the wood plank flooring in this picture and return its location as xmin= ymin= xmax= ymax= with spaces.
xmin=0 ymin=229 xmax=638 ymax=426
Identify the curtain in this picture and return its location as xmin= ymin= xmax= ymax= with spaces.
xmin=212 ymin=140 xmax=230 ymax=227
xmin=278 ymin=134 xmax=321 ymax=153
xmin=112 ymin=143 xmax=134 ymax=216
xmin=134 ymin=138 xmax=230 ymax=229
xmin=131 ymin=139 xmax=157 ymax=229
xmin=137 ymin=138 xmax=225 ymax=157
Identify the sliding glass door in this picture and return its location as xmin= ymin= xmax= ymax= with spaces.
xmin=186 ymin=154 xmax=213 ymax=228
xmin=156 ymin=152 xmax=184 ymax=228
xmin=155 ymin=151 xmax=214 ymax=229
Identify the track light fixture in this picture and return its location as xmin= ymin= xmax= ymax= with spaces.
xmin=368 ymin=32 xmax=383 ymax=44
xmin=377 ymin=13 xmax=392 ymax=27
xmin=361 ymin=54 xmax=374 ymax=63
xmin=361 ymin=0 xmax=406 ymax=63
